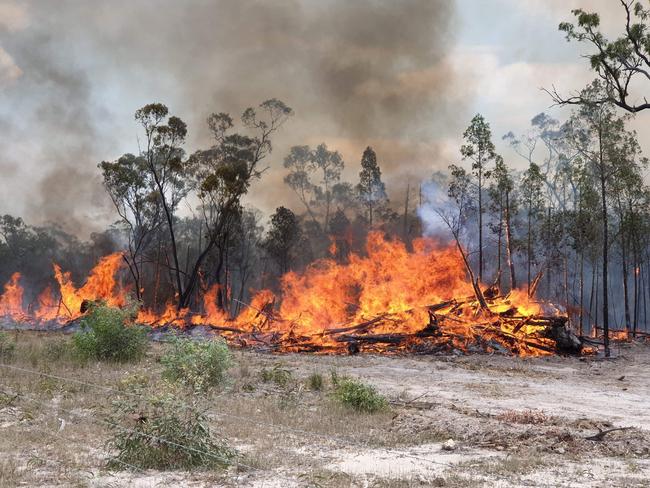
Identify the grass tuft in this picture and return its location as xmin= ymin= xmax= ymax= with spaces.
xmin=260 ymin=365 xmax=293 ymax=387
xmin=307 ymin=372 xmax=324 ymax=391
xmin=0 ymin=331 xmax=16 ymax=362
xmin=331 ymin=375 xmax=388 ymax=413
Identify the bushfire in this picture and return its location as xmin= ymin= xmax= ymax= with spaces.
xmin=0 ymin=233 xmax=581 ymax=356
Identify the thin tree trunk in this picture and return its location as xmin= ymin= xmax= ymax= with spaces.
xmin=478 ymin=165 xmax=483 ymax=282
xmin=600 ymin=165 xmax=610 ymax=356
xmin=497 ymin=205 xmax=502 ymax=290
xmin=546 ymin=206 xmax=552 ymax=299
xmin=527 ymin=208 xmax=532 ymax=294
xmin=504 ymin=191 xmax=516 ymax=290
xmin=621 ymin=232 xmax=631 ymax=331
xmin=579 ymin=252 xmax=584 ymax=336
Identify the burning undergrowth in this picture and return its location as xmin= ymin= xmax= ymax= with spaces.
xmin=0 ymin=233 xmax=585 ymax=356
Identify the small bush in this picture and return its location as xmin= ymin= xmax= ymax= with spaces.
xmin=107 ymin=390 xmax=234 ymax=470
xmin=332 ymin=376 xmax=388 ymax=413
xmin=307 ymin=372 xmax=324 ymax=391
xmin=260 ymin=365 xmax=292 ymax=387
xmin=72 ymin=304 xmax=147 ymax=362
xmin=161 ymin=336 xmax=233 ymax=392
xmin=0 ymin=332 xmax=16 ymax=362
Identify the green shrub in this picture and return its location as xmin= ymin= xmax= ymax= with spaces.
xmin=307 ymin=372 xmax=324 ymax=391
xmin=332 ymin=376 xmax=388 ymax=413
xmin=0 ymin=332 xmax=16 ymax=362
xmin=260 ymin=365 xmax=292 ymax=387
xmin=107 ymin=390 xmax=234 ymax=470
xmin=72 ymin=304 xmax=147 ymax=362
xmin=161 ymin=336 xmax=233 ymax=392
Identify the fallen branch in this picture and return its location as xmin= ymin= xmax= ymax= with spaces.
xmin=584 ymin=427 xmax=633 ymax=441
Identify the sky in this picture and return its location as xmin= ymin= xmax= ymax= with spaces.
xmin=0 ymin=0 xmax=646 ymax=238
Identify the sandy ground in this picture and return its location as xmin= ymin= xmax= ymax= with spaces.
xmin=0 ymin=333 xmax=649 ymax=487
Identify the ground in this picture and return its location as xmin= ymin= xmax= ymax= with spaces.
xmin=0 ymin=331 xmax=649 ymax=487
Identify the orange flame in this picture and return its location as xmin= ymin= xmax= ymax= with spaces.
xmin=0 ymin=272 xmax=25 ymax=320
xmin=0 ymin=233 xmax=573 ymax=356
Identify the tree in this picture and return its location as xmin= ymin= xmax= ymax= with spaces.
xmin=284 ymin=143 xmax=345 ymax=230
xmin=184 ymin=99 xmax=293 ymax=310
xmin=328 ymin=208 xmax=351 ymax=262
xmin=460 ymin=114 xmax=497 ymax=282
xmin=549 ymin=1 xmax=650 ymax=113
xmin=262 ymin=207 xmax=301 ymax=274
xmin=488 ymin=156 xmax=517 ymax=290
xmin=357 ymin=146 xmax=387 ymax=227
xmin=566 ymin=82 xmax=631 ymax=356
xmin=520 ymin=162 xmax=546 ymax=293
xmin=284 ymin=145 xmax=319 ymax=224
xmin=134 ymin=103 xmax=189 ymax=307
xmin=312 ymin=143 xmax=344 ymax=230
xmin=608 ymin=125 xmax=647 ymax=333
xmin=99 ymin=153 xmax=163 ymax=300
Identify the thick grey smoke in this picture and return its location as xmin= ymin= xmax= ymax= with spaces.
xmin=0 ymin=0 xmax=462 ymax=236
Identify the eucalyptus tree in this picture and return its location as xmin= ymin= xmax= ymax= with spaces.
xmin=460 ymin=114 xmax=496 ymax=282
xmin=549 ymin=1 xmax=650 ymax=113
xmin=99 ymin=153 xmax=163 ymax=300
xmin=488 ymin=156 xmax=516 ymax=290
xmin=184 ymin=99 xmax=293 ymax=310
xmin=520 ymin=162 xmax=546 ymax=294
xmin=284 ymin=145 xmax=319 ymax=224
xmin=133 ymin=103 xmax=189 ymax=304
xmin=357 ymin=146 xmax=388 ymax=227
xmin=284 ymin=143 xmax=345 ymax=230
xmin=566 ymin=82 xmax=632 ymax=356
xmin=608 ymin=126 xmax=648 ymax=332
xmin=567 ymin=161 xmax=601 ymax=335
xmin=262 ymin=206 xmax=302 ymax=275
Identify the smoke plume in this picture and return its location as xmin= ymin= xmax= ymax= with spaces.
xmin=0 ymin=0 xmax=463 ymax=235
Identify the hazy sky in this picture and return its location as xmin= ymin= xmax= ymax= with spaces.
xmin=0 ymin=0 xmax=645 ymax=237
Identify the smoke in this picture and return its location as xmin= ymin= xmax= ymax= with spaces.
xmin=417 ymin=178 xmax=455 ymax=239
xmin=0 ymin=0 xmax=463 ymax=236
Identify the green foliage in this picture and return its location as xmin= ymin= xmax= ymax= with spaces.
xmin=161 ymin=336 xmax=233 ymax=392
xmin=357 ymin=146 xmax=387 ymax=225
xmin=283 ymin=142 xmax=344 ymax=228
xmin=262 ymin=206 xmax=302 ymax=273
xmin=556 ymin=3 xmax=650 ymax=113
xmin=0 ymin=332 xmax=16 ymax=362
xmin=461 ymin=114 xmax=496 ymax=176
xmin=307 ymin=372 xmax=324 ymax=391
xmin=72 ymin=304 xmax=147 ymax=362
xmin=331 ymin=375 xmax=388 ymax=413
xmin=260 ymin=364 xmax=292 ymax=387
xmin=107 ymin=390 xmax=234 ymax=470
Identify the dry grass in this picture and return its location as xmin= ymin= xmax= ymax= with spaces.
xmin=0 ymin=331 xmax=649 ymax=487
xmin=496 ymin=409 xmax=550 ymax=425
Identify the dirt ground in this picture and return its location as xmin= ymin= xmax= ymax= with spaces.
xmin=0 ymin=331 xmax=649 ymax=487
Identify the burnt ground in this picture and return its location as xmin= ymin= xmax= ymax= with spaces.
xmin=0 ymin=331 xmax=649 ymax=487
